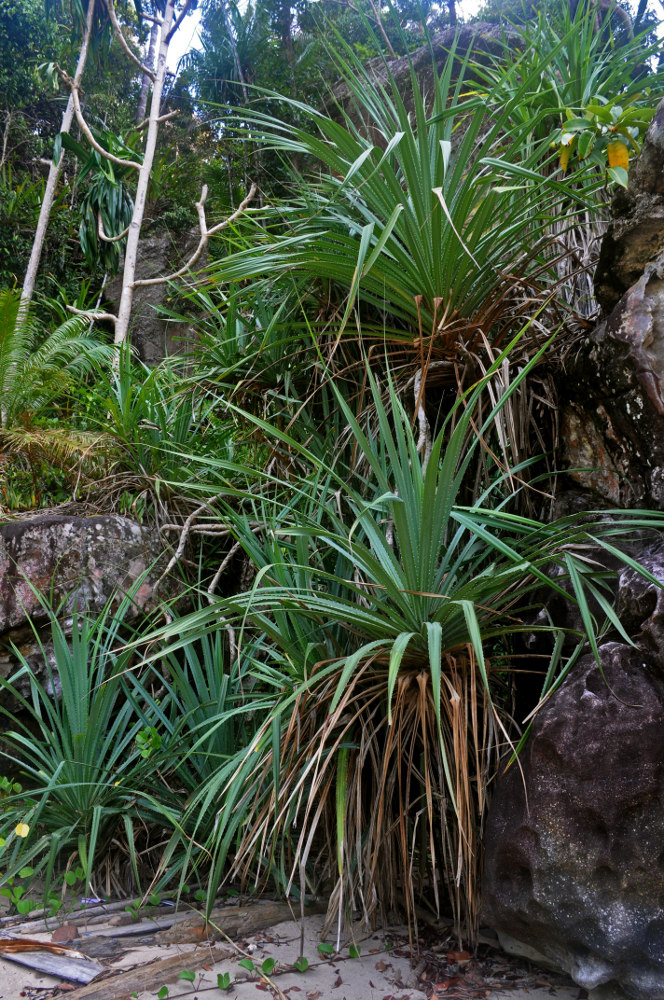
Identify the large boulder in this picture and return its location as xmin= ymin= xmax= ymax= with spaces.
xmin=482 ymin=548 xmax=664 ymax=999
xmin=0 ymin=514 xmax=171 ymax=699
xmin=483 ymin=635 xmax=664 ymax=997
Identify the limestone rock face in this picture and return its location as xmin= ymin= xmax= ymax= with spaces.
xmin=0 ymin=514 xmax=169 ymax=699
xmin=560 ymin=255 xmax=664 ymax=506
xmin=329 ymin=23 xmax=518 ymax=133
xmin=595 ymin=99 xmax=664 ymax=312
xmin=104 ymin=230 xmax=202 ymax=362
xmin=482 ymin=641 xmax=664 ymax=998
xmin=616 ymin=541 xmax=664 ymax=659
xmin=560 ymin=100 xmax=664 ymax=508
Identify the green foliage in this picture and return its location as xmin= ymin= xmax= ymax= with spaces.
xmin=163 ymin=284 xmax=315 ymax=407
xmin=0 ymin=867 xmax=39 ymax=915
xmin=143 ymin=340 xmax=664 ymax=939
xmin=205 ymin=34 xmax=596 ymax=347
xmin=126 ymin=626 xmax=255 ymax=792
xmin=0 ymin=288 xmax=113 ymax=432
xmin=0 ymin=288 xmax=113 ymax=510
xmin=552 ymin=98 xmax=655 ymax=187
xmin=0 ymin=776 xmax=21 ymax=799
xmin=59 ymin=129 xmax=138 ymax=272
xmin=135 ymin=726 xmax=162 ymax=758
xmin=0 ymin=591 xmax=168 ymax=895
xmin=100 ymin=349 xmax=235 ymax=497
xmin=0 ymin=0 xmax=56 ymax=106
xmin=475 ymin=0 xmax=664 ymax=186
xmin=0 ymin=165 xmax=79 ymax=297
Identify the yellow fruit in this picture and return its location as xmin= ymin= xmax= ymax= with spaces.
xmin=607 ymin=140 xmax=629 ymax=171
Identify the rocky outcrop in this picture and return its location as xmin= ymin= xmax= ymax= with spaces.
xmin=104 ymin=229 xmax=203 ymax=363
xmin=561 ymin=98 xmax=664 ymax=507
xmin=483 ymin=640 xmax=664 ymax=998
xmin=595 ymin=99 xmax=664 ymax=313
xmin=329 ymin=23 xmax=518 ymax=130
xmin=0 ymin=514 xmax=171 ymax=699
xmin=488 ymin=103 xmax=664 ymax=997
xmin=560 ymin=256 xmax=664 ymax=506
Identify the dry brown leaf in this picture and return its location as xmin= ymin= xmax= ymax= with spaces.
xmin=0 ymin=935 xmax=85 ymax=957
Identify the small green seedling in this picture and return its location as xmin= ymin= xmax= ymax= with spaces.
xmin=318 ymin=941 xmax=334 ymax=956
xmin=178 ymin=969 xmax=196 ymax=982
xmin=125 ymin=892 xmax=162 ymax=921
xmin=0 ymin=776 xmax=21 ymax=799
xmin=64 ymin=865 xmax=84 ymax=887
xmin=217 ymin=971 xmax=231 ymax=990
xmin=349 ymin=944 xmax=361 ymax=959
xmin=238 ymin=958 xmax=255 ymax=972
xmin=157 ymin=987 xmax=169 ymax=999
xmin=261 ymin=958 xmax=276 ymax=975
xmin=136 ymin=726 xmax=162 ymax=759
xmin=294 ymin=956 xmax=309 ymax=973
xmin=0 ymin=867 xmax=38 ymax=915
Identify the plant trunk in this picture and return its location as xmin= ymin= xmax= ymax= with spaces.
xmin=135 ymin=19 xmax=160 ymax=124
xmin=114 ymin=0 xmax=176 ymax=346
xmin=19 ymin=0 xmax=96 ymax=314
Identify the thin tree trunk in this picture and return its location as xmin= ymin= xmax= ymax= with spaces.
xmin=19 ymin=0 xmax=95 ymax=314
xmin=0 ymin=111 xmax=11 ymax=170
xmin=114 ymin=0 xmax=176 ymax=345
xmin=135 ymin=19 xmax=160 ymax=124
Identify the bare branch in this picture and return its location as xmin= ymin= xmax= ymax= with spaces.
xmin=98 ymin=213 xmax=130 ymax=244
xmin=207 ymin=541 xmax=241 ymax=598
xmin=57 ymin=68 xmax=142 ymax=171
xmin=141 ymin=12 xmax=163 ymax=24
xmin=132 ymin=182 xmax=257 ymax=288
xmin=157 ymin=493 xmax=225 ymax=585
xmin=103 ymin=0 xmax=156 ymax=80
xmin=166 ymin=0 xmax=194 ymax=43
xmin=67 ymin=305 xmax=118 ymax=325
xmin=156 ymin=109 xmax=180 ymax=124
xmin=206 ymin=183 xmax=257 ymax=236
xmin=136 ymin=109 xmax=179 ymax=131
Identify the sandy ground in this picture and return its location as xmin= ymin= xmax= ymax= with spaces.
xmin=0 ymin=912 xmax=586 ymax=1000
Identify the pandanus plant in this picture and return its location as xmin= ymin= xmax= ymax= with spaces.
xmin=143 ymin=333 xmax=664 ymax=943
